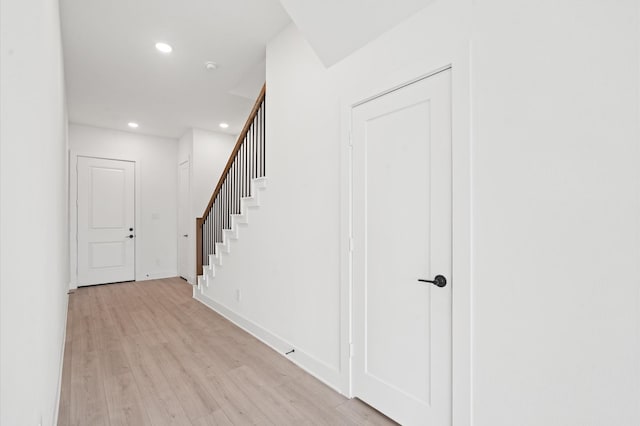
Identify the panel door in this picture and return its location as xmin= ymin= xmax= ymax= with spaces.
xmin=352 ymin=69 xmax=452 ymax=426
xmin=77 ymin=156 xmax=135 ymax=286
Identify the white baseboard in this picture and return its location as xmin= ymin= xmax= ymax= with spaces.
xmin=53 ymin=292 xmax=70 ymax=426
xmin=137 ymin=270 xmax=178 ymax=281
xmin=194 ymin=291 xmax=345 ymax=396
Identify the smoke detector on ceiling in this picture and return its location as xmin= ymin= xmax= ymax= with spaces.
xmin=205 ymin=61 xmax=218 ymax=71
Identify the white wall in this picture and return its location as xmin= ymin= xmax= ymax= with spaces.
xmin=200 ymin=23 xmax=345 ymax=387
xmin=192 ymin=128 xmax=236 ymax=216
xmin=0 ymin=0 xmax=70 ymax=424
xmin=69 ymin=124 xmax=178 ymax=285
xmin=197 ymin=0 xmax=640 ymax=424
xmin=471 ymin=1 xmax=640 ymax=424
xmin=178 ymin=128 xmax=193 ymax=167
xmin=178 ymin=128 xmax=235 ymax=283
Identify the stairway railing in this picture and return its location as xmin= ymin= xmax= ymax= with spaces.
xmin=196 ymin=84 xmax=266 ymax=277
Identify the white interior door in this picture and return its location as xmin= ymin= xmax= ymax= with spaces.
xmin=77 ymin=156 xmax=135 ymax=286
xmin=351 ymin=69 xmax=452 ymax=426
xmin=178 ymin=160 xmax=190 ymax=280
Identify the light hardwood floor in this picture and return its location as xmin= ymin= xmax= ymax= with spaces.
xmin=57 ymin=277 xmax=395 ymax=425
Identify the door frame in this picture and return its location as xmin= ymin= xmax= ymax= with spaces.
xmin=339 ymin=61 xmax=472 ymax=425
xmin=69 ymin=152 xmax=139 ymax=289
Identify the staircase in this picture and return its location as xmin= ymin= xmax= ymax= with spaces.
xmin=195 ymin=84 xmax=266 ymax=293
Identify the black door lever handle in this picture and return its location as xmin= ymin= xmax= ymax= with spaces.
xmin=418 ymin=275 xmax=447 ymax=287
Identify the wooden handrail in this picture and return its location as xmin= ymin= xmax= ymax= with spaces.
xmin=201 ymin=83 xmax=265 ymax=218
xmin=196 ymin=83 xmax=266 ymax=277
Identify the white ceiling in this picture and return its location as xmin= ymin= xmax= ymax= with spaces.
xmin=61 ymin=0 xmax=437 ymax=138
xmin=278 ymin=0 xmax=436 ymax=66
xmin=60 ymin=0 xmax=290 ymax=138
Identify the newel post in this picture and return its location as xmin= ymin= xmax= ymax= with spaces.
xmin=196 ymin=217 xmax=203 ymax=277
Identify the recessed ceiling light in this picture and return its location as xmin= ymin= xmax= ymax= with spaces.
xmin=205 ymin=61 xmax=218 ymax=70
xmin=219 ymin=123 xmax=229 ymax=129
xmin=155 ymin=42 xmax=173 ymax=53
xmin=128 ymin=122 xmax=139 ymax=128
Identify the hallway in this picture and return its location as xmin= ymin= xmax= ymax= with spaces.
xmin=57 ymin=278 xmax=394 ymax=425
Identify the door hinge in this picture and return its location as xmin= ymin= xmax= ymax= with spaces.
xmin=349 ymin=342 xmax=354 ymax=358
xmin=349 ymin=237 xmax=354 ymax=252
xmin=348 ymin=130 xmax=353 ymax=146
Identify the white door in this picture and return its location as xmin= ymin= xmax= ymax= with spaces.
xmin=77 ymin=156 xmax=135 ymax=286
xmin=351 ymin=69 xmax=452 ymax=426
xmin=178 ymin=160 xmax=190 ymax=280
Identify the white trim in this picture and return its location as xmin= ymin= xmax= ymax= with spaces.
xmin=339 ymin=99 xmax=354 ymax=396
xmin=177 ymin=158 xmax=192 ymax=282
xmin=339 ymin=55 xmax=473 ymax=426
xmin=194 ymin=290 xmax=346 ymax=394
xmin=351 ymin=64 xmax=452 ymax=108
xmin=53 ymin=292 xmax=70 ymax=426
xmin=69 ymin=151 xmax=78 ymax=289
xmin=137 ymin=270 xmax=179 ymax=281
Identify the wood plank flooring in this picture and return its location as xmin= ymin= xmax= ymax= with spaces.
xmin=58 ymin=277 xmax=395 ymax=425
